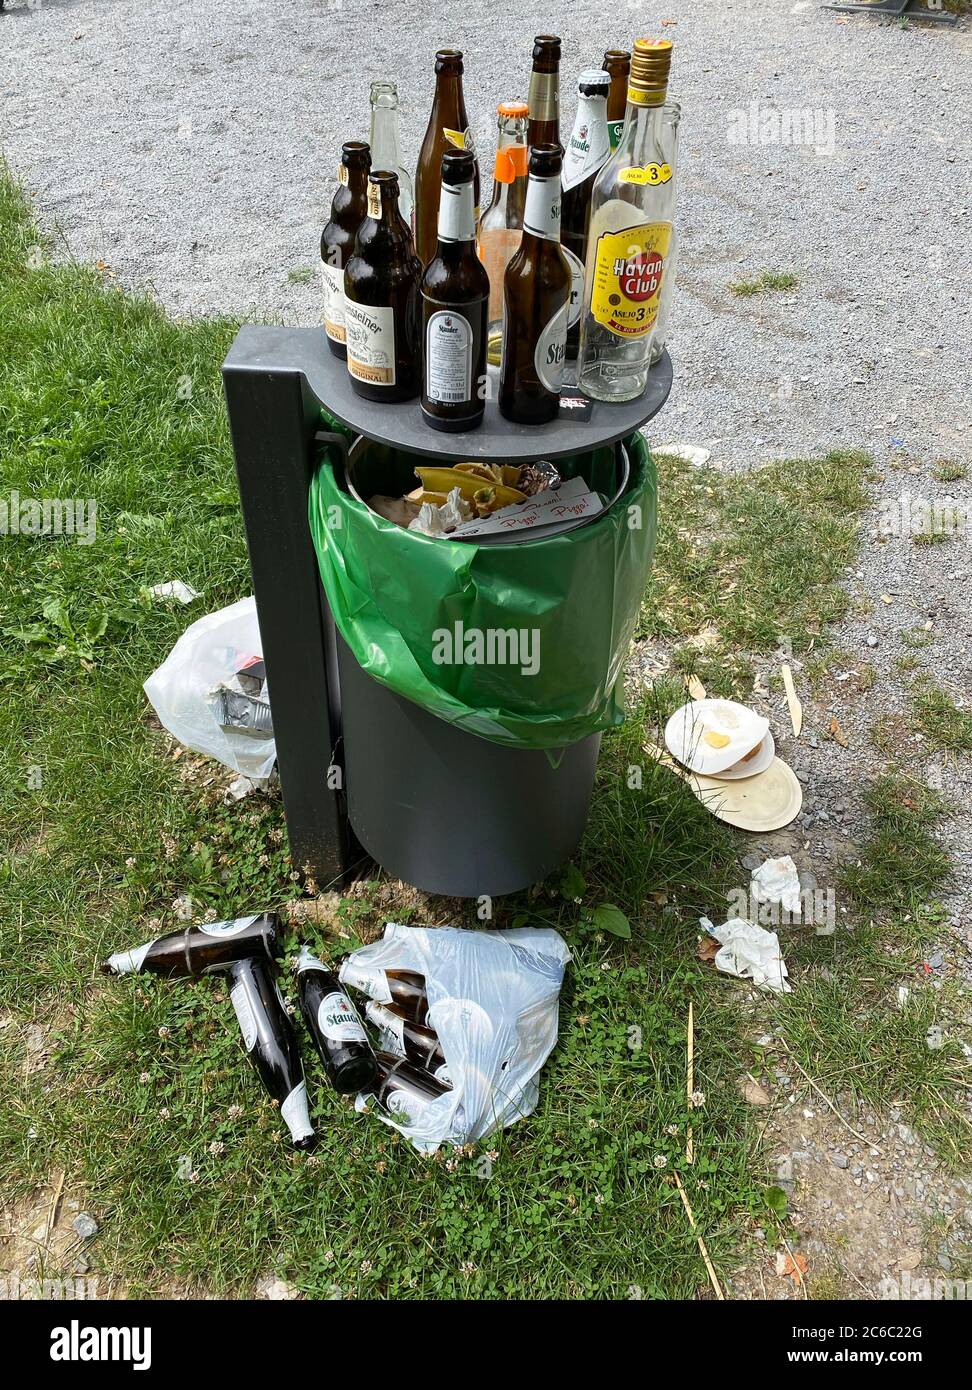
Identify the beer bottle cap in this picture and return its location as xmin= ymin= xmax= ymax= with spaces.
xmin=577 ymin=69 xmax=611 ymax=95
xmin=497 ymin=101 xmax=529 ymax=117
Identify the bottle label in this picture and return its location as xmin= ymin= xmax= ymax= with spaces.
xmin=198 ymin=915 xmax=259 ymax=938
xmin=626 ymin=85 xmax=665 ymax=108
xmin=317 ymin=991 xmax=368 ymax=1044
xmin=338 ymin=164 xmax=349 ymax=186
xmin=522 ymin=173 xmax=561 ymax=241
xmin=562 ymin=246 xmax=585 ymax=329
xmin=230 ymin=979 xmax=258 ymax=1052
xmin=320 ymin=261 xmax=346 ymax=343
xmin=561 ymin=97 xmax=610 ymax=192
xmin=105 ymin=941 xmax=151 ymax=975
xmin=444 ymin=127 xmax=472 ymax=151
xmin=366 ymin=1001 xmax=405 ymax=1050
xmin=619 ymin=163 xmax=673 ymax=187
xmin=367 ymin=182 xmax=382 ymax=219
xmin=534 ymin=300 xmax=569 ymax=393
xmin=588 ymin=222 xmax=671 ymax=339
xmin=432 ymin=1061 xmax=452 ymax=1087
xmin=528 ymin=70 xmax=558 ymax=122
xmin=493 ymin=144 xmax=529 ymax=183
xmin=607 ymin=118 xmax=624 ymax=151
xmin=338 ymin=959 xmax=392 ymax=1003
xmin=281 ymin=1082 xmax=314 ymax=1143
xmin=437 ymin=181 xmax=476 ymax=243
xmin=345 ymin=301 xmax=397 ymax=386
xmin=425 ymin=310 xmax=473 ymax=404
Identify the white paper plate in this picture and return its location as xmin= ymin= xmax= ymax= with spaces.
xmin=664 ymin=699 xmax=769 ymax=775
xmin=710 ymin=730 xmax=776 ymax=780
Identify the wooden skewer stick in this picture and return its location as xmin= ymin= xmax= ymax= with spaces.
xmin=686 ymin=1002 xmax=694 ymax=1165
xmin=673 ymin=1172 xmax=724 ymax=1300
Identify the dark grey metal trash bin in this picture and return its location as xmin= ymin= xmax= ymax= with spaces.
xmin=222 ymin=326 xmax=672 ymax=896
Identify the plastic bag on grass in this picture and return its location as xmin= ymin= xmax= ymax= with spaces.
xmin=144 ymin=597 xmax=276 ymax=780
xmin=348 ymin=924 xmax=570 ymax=1152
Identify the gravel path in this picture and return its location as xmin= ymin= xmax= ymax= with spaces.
xmin=3 ymin=0 xmax=971 ymax=1296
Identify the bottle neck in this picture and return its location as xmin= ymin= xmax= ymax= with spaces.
xmin=432 ymin=70 xmax=465 ymax=133
xmin=366 ymin=186 xmax=409 ymax=246
xmin=437 ymin=179 xmax=476 ymax=244
xmin=522 ymin=172 xmax=561 ymax=243
xmin=617 ymin=95 xmax=669 ymax=164
xmin=562 ymin=93 xmax=610 ymax=191
xmin=370 ymin=103 xmax=402 ymax=169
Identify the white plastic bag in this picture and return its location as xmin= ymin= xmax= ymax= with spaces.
xmin=143 ymin=597 xmax=276 ymax=780
xmin=344 ymin=924 xmax=570 ymax=1152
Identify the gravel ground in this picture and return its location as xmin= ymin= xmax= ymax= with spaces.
xmin=3 ymin=0 xmax=971 ymax=1296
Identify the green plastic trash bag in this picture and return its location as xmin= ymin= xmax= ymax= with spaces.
xmin=308 ymin=422 xmax=657 ymax=750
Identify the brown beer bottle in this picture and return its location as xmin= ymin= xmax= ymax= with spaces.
xmin=602 ymin=49 xmax=631 ymax=151
xmin=372 ymin=1051 xmax=450 ymax=1122
xmin=297 ymin=947 xmax=378 ymax=1095
xmin=320 ymin=140 xmax=371 ymax=360
xmin=421 ymin=149 xmax=490 ymax=432
xmin=101 ymin=913 xmax=282 ymax=978
xmin=365 ymin=1000 xmax=449 ymax=1082
xmin=228 ymin=957 xmax=315 ymax=1149
xmin=499 ymin=143 xmax=571 ymax=425
xmin=414 ymin=50 xmax=480 ymax=266
xmin=527 ymin=35 xmax=561 ymax=149
xmin=344 ymin=171 xmax=422 ymax=401
xmin=561 ymin=70 xmax=611 ymax=358
xmin=337 ymin=959 xmax=430 ymax=1024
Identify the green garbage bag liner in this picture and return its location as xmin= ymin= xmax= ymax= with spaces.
xmin=308 ymin=425 xmax=657 ymax=751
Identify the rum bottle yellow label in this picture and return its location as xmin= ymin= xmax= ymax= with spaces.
xmin=589 ymin=222 xmax=672 ymax=338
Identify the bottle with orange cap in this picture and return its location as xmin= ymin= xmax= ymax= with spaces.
xmin=477 ymin=101 xmax=529 ymax=365
xmin=577 ymin=37 xmax=677 ymax=402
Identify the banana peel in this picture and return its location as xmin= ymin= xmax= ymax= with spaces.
xmin=406 ymin=486 xmax=449 ymax=507
xmin=414 ymin=466 xmax=526 ymax=510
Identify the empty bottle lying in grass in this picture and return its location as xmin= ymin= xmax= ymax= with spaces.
xmin=101 ymin=913 xmax=282 ymax=978
xmin=229 ymin=956 xmax=315 ymax=1150
xmin=297 ymin=947 xmax=378 ymax=1095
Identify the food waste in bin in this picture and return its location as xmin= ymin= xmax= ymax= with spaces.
xmin=366 ymin=457 xmax=574 ymax=538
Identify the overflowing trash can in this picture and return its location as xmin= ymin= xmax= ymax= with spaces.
xmin=308 ymin=412 xmax=658 ymax=896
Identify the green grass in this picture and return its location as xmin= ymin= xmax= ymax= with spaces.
xmin=642 ymin=447 xmax=871 ymax=655
xmin=729 ymin=271 xmax=799 ymax=297
xmin=933 ymin=460 xmax=966 ymax=483
xmin=910 ymin=679 xmax=972 ymax=753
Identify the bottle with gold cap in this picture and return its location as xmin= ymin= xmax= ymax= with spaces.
xmin=478 ymin=101 xmax=529 ymax=365
xmin=602 ymin=49 xmax=631 ymax=151
xmin=577 ymin=38 xmax=677 ymax=403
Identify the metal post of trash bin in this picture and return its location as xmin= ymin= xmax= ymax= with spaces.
xmin=222 ymin=325 xmax=673 ymax=892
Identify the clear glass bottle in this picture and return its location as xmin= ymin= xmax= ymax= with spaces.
xmin=577 ymin=38 xmax=676 ymax=403
xmin=369 ymin=80 xmax=413 ymax=230
xmin=477 ymin=102 xmax=529 ymax=365
xmin=650 ymin=100 xmax=681 ymax=365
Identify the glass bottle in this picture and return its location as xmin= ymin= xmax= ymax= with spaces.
xmin=477 ymin=101 xmax=529 ymax=366
xmin=602 ymin=49 xmax=631 ymax=151
xmin=527 ymin=34 xmax=561 ymax=149
xmin=421 ymin=148 xmax=490 ymax=432
xmin=344 ymin=171 xmax=423 ymax=402
xmin=577 ymin=38 xmax=676 ymax=403
xmin=650 ymin=100 xmax=681 ymax=364
xmin=320 ymin=140 xmax=371 ymax=360
xmin=414 ymin=49 xmax=480 ymax=265
xmin=297 ymin=947 xmax=378 ymax=1096
xmin=499 ymin=143 xmax=571 ymax=425
xmin=369 ymin=81 xmax=413 ymax=230
xmin=561 ymin=69 xmax=612 ymax=360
